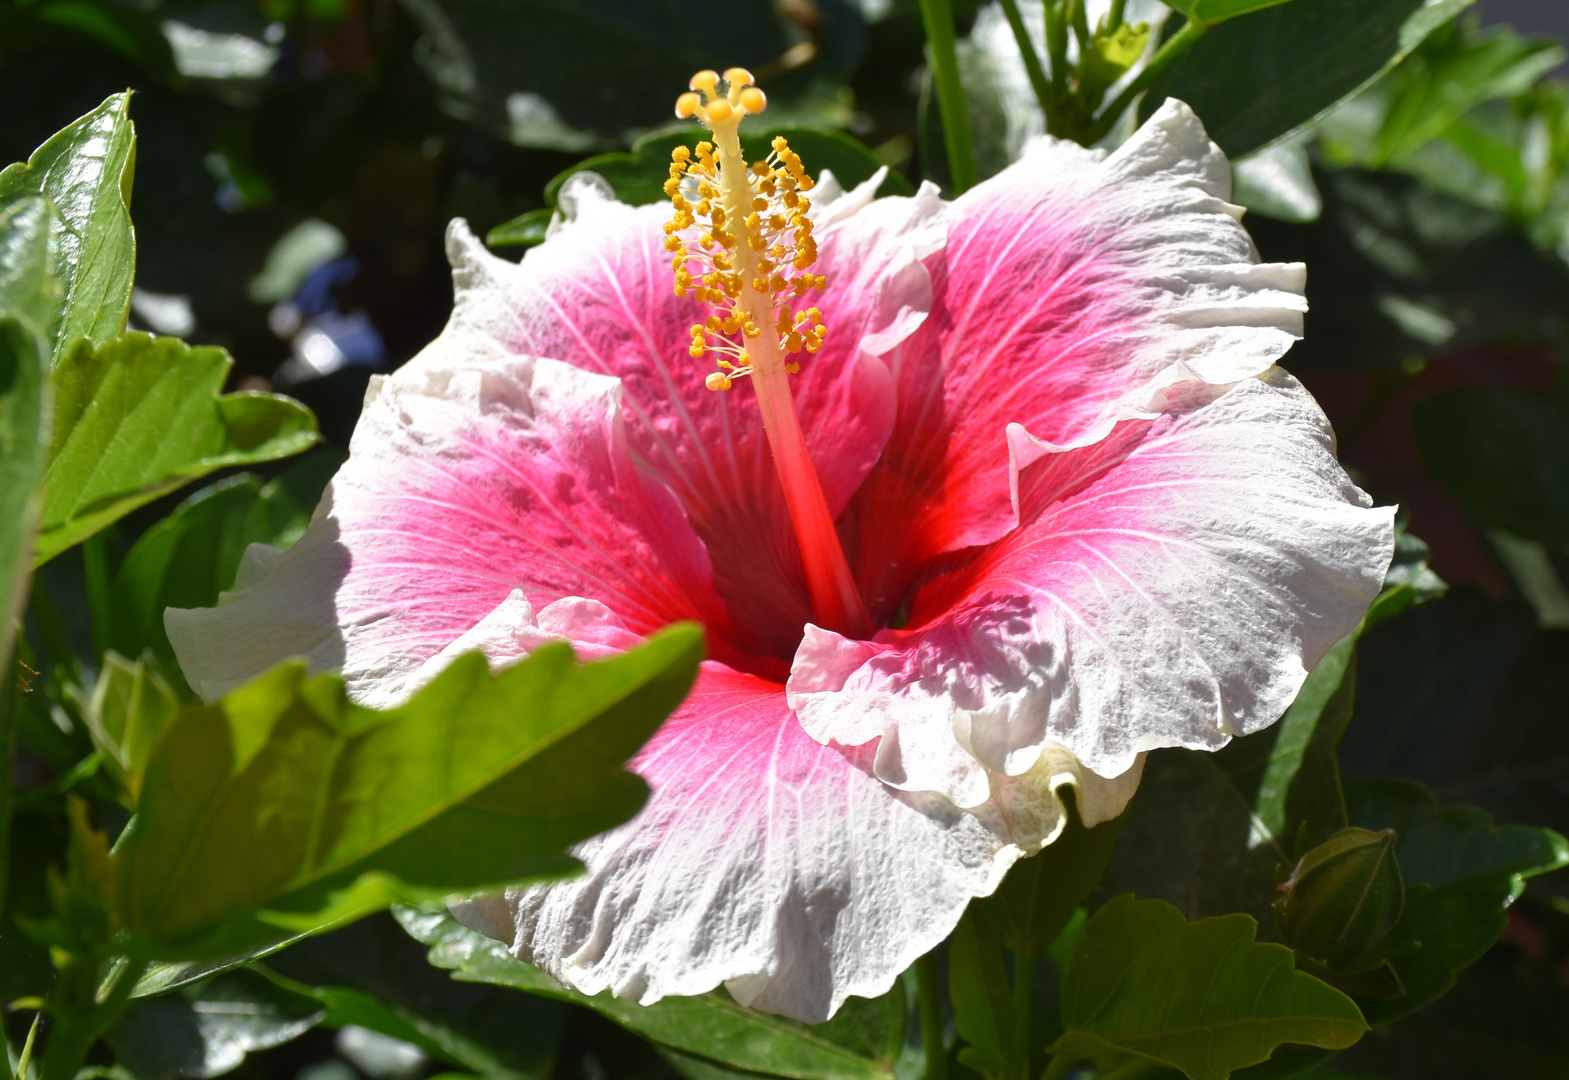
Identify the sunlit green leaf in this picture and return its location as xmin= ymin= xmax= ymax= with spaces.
xmin=35 ymin=332 xmax=318 ymax=565
xmin=1145 ymin=0 xmax=1476 ymax=158
xmin=0 ymin=316 xmax=48 ymax=664
xmin=115 ymin=624 xmax=703 ymax=956
xmin=398 ymin=907 xmax=904 ymax=1080
xmin=0 ymin=197 xmax=65 ymax=341
xmin=1052 ymin=896 xmax=1367 ymax=1080
xmin=0 ymin=92 xmax=136 ymax=362
xmin=83 ymin=650 xmax=180 ymax=800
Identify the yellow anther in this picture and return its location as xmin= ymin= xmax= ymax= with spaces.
xmin=723 ymin=67 xmax=754 ymax=88
xmin=691 ymin=70 xmax=720 ymax=92
xmin=785 ymin=333 xmax=804 ymax=353
xmin=675 ymin=92 xmax=701 ymax=119
xmin=706 ymin=99 xmax=734 ymax=124
xmin=673 ymin=145 xmax=691 ymax=163
xmin=786 ymin=362 xmax=800 ymax=373
xmin=772 ymin=135 xmax=789 ymax=153
xmin=739 ymin=87 xmax=767 ymax=114
xmin=748 ymin=234 xmax=766 ymax=252
xmin=664 ymin=235 xmax=682 ymax=253
xmin=691 ymin=343 xmax=706 ymax=358
xmin=706 ymin=372 xmax=732 ymax=391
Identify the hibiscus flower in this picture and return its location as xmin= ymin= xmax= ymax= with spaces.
xmin=167 ymin=70 xmax=1394 ymax=1023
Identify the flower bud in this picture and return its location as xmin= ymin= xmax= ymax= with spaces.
xmin=1274 ymin=827 xmax=1404 ymax=971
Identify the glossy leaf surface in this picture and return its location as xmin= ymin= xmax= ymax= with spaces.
xmin=115 ymin=625 xmax=703 ymax=953
xmin=0 ymin=317 xmax=47 ymax=663
xmin=36 ymin=332 xmax=318 ymax=564
xmin=0 ymin=92 xmax=135 ymax=362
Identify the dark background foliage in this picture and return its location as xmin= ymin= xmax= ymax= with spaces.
xmin=8 ymin=1 xmax=1569 ymax=1078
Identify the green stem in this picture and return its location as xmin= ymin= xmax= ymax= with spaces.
xmin=1039 ymin=1054 xmax=1079 ymax=1080
xmin=81 ymin=531 xmax=112 ymax=661
xmin=1012 ymin=950 xmax=1034 ymax=1080
xmin=1044 ymin=0 xmax=1068 ymax=95
xmin=39 ymin=954 xmax=148 ymax=1080
xmin=1084 ymin=17 xmax=1207 ymax=144
xmin=916 ymin=951 xmax=949 ymax=1080
xmin=1107 ymin=0 xmax=1126 ymax=29
xmin=918 ymin=0 xmax=978 ymax=194
xmin=0 ymin=645 xmax=16 ymax=926
xmin=999 ymin=0 xmax=1054 ymax=117
xmin=1070 ymin=0 xmax=1090 ymax=52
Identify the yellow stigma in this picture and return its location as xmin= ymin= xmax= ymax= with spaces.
xmin=666 ymin=68 xmax=827 ymax=392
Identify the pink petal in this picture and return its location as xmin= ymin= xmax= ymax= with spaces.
xmin=791 ymin=370 xmax=1395 ymax=806
xmin=417 ymin=174 xmax=941 ymax=659
xmin=456 ymin=662 xmax=1143 ymax=1023
xmin=842 ymin=100 xmax=1309 ymax=620
xmin=166 ymin=354 xmax=743 ymax=703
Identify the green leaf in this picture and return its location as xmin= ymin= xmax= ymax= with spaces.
xmin=105 ymin=968 xmax=324 ymax=1080
xmin=82 ymin=650 xmax=180 ymax=800
xmin=975 ymin=797 xmax=1124 ymax=957
xmin=114 ymin=624 xmax=703 ymax=955
xmin=0 ymin=316 xmax=48 ymax=659
xmin=396 ymin=0 xmax=802 ymax=148
xmin=1345 ymin=778 xmax=1569 ymax=1026
xmin=1144 ymin=0 xmax=1476 ymax=159
xmin=949 ymin=908 xmax=1015 ymax=1079
xmin=1364 ymin=21 xmax=1566 ymax=167
xmin=0 ymin=197 xmax=65 ymax=341
xmin=545 ymin=126 xmax=913 ymax=209
xmin=398 ymin=907 xmax=904 ymax=1080
xmin=1413 ymin=387 xmax=1569 ymax=549
xmin=262 ymin=911 xmax=564 ymax=1080
xmin=108 ymin=450 xmax=344 ymax=673
xmin=0 ymin=92 xmax=136 ymax=362
xmin=486 ymin=208 xmax=553 ymax=250
xmin=1052 ymin=896 xmax=1367 ymax=1080
xmin=1166 ymin=0 xmax=1299 ymax=27
xmin=1098 ymin=634 xmax=1360 ymax=925
xmin=36 ymin=332 xmax=319 ymax=565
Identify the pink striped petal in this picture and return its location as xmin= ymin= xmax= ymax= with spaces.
xmin=790 ymin=370 xmax=1395 ymax=807
xmin=166 ymin=353 xmax=741 ymax=703
xmin=412 ymin=174 xmax=942 ymax=660
xmin=842 ymin=100 xmax=1309 ymax=620
xmin=454 ymin=662 xmax=1143 ymax=1023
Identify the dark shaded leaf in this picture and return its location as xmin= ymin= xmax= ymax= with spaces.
xmin=1144 ymin=0 xmax=1474 ymax=159
xmin=545 ymin=125 xmax=912 ymax=209
xmin=1346 ymin=778 xmax=1569 ymax=1026
xmin=398 ymin=907 xmax=903 ymax=1080
xmin=264 ymin=911 xmax=563 ymax=1080
xmin=1413 ymin=387 xmax=1569 ymax=548
xmin=106 ymin=968 xmax=324 ymax=1080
